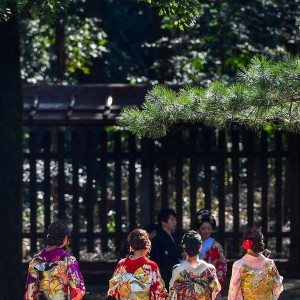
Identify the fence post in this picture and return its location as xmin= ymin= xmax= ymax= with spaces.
xmin=287 ymin=133 xmax=300 ymax=277
xmin=140 ymin=138 xmax=152 ymax=226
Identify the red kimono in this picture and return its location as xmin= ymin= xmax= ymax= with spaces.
xmin=200 ymin=238 xmax=227 ymax=291
xmin=107 ymin=255 xmax=166 ymax=300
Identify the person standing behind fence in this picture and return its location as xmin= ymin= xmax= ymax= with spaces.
xmin=194 ymin=209 xmax=227 ymax=299
xmin=150 ymin=208 xmax=181 ymax=291
xmin=24 ymin=219 xmax=85 ymax=300
xmin=169 ymin=230 xmax=221 ymax=299
xmin=228 ymin=227 xmax=283 ymax=300
xmin=107 ymin=228 xmax=166 ymax=299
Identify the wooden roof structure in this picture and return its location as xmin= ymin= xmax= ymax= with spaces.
xmin=23 ymin=84 xmax=151 ymax=125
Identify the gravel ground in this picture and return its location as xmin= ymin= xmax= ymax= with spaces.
xmin=84 ymin=278 xmax=300 ymax=299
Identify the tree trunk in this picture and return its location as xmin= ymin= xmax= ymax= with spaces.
xmin=0 ymin=15 xmax=24 ymax=298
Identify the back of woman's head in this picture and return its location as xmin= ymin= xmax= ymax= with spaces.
xmin=181 ymin=230 xmax=202 ymax=257
xmin=47 ymin=220 xmax=71 ymax=247
xmin=243 ymin=227 xmax=265 ymax=253
xmin=128 ymin=229 xmax=151 ymax=251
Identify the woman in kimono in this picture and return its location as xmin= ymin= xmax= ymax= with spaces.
xmin=169 ymin=230 xmax=221 ymax=299
xmin=24 ymin=220 xmax=85 ymax=300
xmin=195 ymin=209 xmax=227 ymax=299
xmin=228 ymin=227 xmax=283 ymax=300
xmin=107 ymin=228 xmax=166 ymax=300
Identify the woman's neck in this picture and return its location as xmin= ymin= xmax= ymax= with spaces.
xmin=130 ymin=249 xmax=147 ymax=259
xmin=47 ymin=245 xmax=61 ymax=250
xmin=247 ymin=249 xmax=259 ymax=257
xmin=186 ymin=255 xmax=201 ymax=267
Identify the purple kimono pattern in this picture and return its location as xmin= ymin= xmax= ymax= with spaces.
xmin=24 ymin=248 xmax=85 ymax=300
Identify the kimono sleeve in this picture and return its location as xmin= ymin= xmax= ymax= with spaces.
xmin=24 ymin=257 xmax=40 ymax=300
xmin=168 ymin=264 xmax=181 ymax=300
xmin=208 ymin=241 xmax=227 ymax=290
xmin=269 ymin=260 xmax=284 ymax=300
xmin=107 ymin=259 xmax=125 ymax=298
xmin=227 ymin=262 xmax=243 ymax=300
xmin=150 ymin=262 xmax=167 ymax=300
xmin=66 ymin=256 xmax=86 ymax=300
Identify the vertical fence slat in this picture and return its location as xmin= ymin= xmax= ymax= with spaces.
xmin=175 ymin=129 xmax=183 ymax=239
xmin=71 ymin=131 xmax=80 ymax=258
xmin=148 ymin=139 xmax=155 ymax=222
xmin=114 ymin=132 xmax=122 ymax=252
xmin=275 ymin=131 xmax=283 ymax=253
xmin=140 ymin=138 xmax=152 ymax=225
xmin=29 ymin=132 xmax=37 ymax=254
xmin=189 ymin=128 xmax=197 ymax=228
xmin=204 ymin=129 xmax=212 ymax=209
xmin=99 ymin=130 xmax=108 ymax=253
xmin=246 ymin=131 xmax=254 ymax=227
xmin=57 ymin=131 xmax=65 ymax=219
xmin=287 ymin=133 xmax=300 ymax=276
xmin=232 ymin=127 xmax=240 ymax=254
xmin=86 ymin=130 xmax=94 ymax=252
xmin=128 ymin=133 xmax=136 ymax=231
xmin=218 ymin=130 xmax=226 ymax=248
xmin=161 ymin=136 xmax=169 ymax=208
xmin=261 ymin=131 xmax=269 ymax=244
xmin=43 ymin=131 xmax=51 ymax=230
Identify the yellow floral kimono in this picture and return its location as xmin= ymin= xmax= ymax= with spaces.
xmin=228 ymin=253 xmax=283 ymax=300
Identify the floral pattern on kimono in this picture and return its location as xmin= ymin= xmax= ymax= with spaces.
xmin=107 ymin=255 xmax=166 ymax=300
xmin=228 ymin=254 xmax=283 ymax=300
xmin=202 ymin=239 xmax=227 ymax=291
xmin=24 ymin=248 xmax=85 ymax=300
xmin=169 ymin=260 xmax=221 ymax=300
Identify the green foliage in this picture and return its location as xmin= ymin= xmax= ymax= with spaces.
xmin=145 ymin=0 xmax=300 ymax=85
xmin=0 ymin=0 xmax=70 ymax=22
xmin=139 ymin=0 xmax=201 ymax=29
xmin=67 ymin=17 xmax=107 ymax=75
xmin=118 ymin=55 xmax=300 ymax=138
xmin=19 ymin=2 xmax=107 ymax=83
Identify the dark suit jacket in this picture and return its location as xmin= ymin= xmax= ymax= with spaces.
xmin=149 ymin=230 xmax=181 ymax=290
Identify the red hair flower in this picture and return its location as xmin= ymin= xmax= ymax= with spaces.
xmin=242 ymin=239 xmax=253 ymax=250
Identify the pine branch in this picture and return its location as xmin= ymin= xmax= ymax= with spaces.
xmin=117 ymin=55 xmax=300 ymax=138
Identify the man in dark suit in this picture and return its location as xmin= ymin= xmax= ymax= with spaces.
xmin=150 ymin=208 xmax=181 ymax=290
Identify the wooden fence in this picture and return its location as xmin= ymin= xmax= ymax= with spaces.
xmin=22 ymin=124 xmax=294 ymax=281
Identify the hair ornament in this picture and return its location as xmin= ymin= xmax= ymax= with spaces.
xmin=242 ymin=239 xmax=253 ymax=250
xmin=209 ymin=215 xmax=215 ymax=224
xmin=200 ymin=209 xmax=210 ymax=216
xmin=181 ymin=243 xmax=186 ymax=249
xmin=197 ymin=215 xmax=203 ymax=223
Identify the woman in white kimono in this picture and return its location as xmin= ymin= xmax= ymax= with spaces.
xmin=168 ymin=230 xmax=221 ymax=300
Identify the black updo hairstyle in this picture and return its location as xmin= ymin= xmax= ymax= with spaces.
xmin=46 ymin=220 xmax=71 ymax=247
xmin=194 ymin=209 xmax=216 ymax=230
xmin=181 ymin=230 xmax=202 ymax=257
xmin=243 ymin=227 xmax=265 ymax=253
